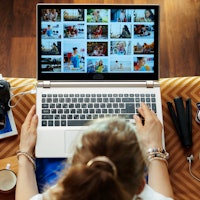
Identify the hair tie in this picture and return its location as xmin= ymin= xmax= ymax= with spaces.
xmin=87 ymin=156 xmax=117 ymax=177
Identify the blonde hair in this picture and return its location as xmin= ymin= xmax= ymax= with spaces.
xmin=46 ymin=118 xmax=146 ymax=200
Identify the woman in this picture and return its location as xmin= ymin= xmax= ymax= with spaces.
xmin=16 ymin=103 xmax=174 ymax=200
xmin=96 ymin=60 xmax=104 ymax=73
xmin=144 ymin=9 xmax=154 ymax=22
xmin=70 ymin=47 xmax=80 ymax=68
xmin=134 ymin=57 xmax=146 ymax=71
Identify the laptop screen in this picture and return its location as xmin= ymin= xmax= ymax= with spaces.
xmin=37 ymin=4 xmax=159 ymax=81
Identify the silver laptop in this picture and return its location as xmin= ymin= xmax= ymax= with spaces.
xmin=35 ymin=4 xmax=163 ymax=158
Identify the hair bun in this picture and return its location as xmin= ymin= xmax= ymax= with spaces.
xmin=87 ymin=156 xmax=117 ymax=177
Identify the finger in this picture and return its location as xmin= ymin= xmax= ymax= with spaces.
xmin=134 ymin=114 xmax=143 ymax=129
xmin=23 ymin=105 xmax=36 ymax=127
xmin=137 ymin=106 xmax=144 ymax=117
xmin=25 ymin=105 xmax=36 ymax=121
xmin=140 ymin=103 xmax=153 ymax=119
xmin=30 ymin=114 xmax=38 ymax=133
xmin=150 ymin=109 xmax=158 ymax=120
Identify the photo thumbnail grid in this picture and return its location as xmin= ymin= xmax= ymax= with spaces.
xmin=40 ymin=8 xmax=155 ymax=73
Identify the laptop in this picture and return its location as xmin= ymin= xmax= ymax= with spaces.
xmin=35 ymin=4 xmax=163 ymax=158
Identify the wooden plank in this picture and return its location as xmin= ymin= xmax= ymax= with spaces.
xmin=0 ymin=0 xmax=13 ymax=77
xmin=12 ymin=0 xmax=37 ymax=37
xmin=164 ymin=0 xmax=199 ymax=77
xmin=10 ymin=37 xmax=36 ymax=78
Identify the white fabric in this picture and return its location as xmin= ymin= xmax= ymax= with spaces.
xmin=138 ymin=184 xmax=173 ymax=200
xmin=30 ymin=184 xmax=173 ymax=200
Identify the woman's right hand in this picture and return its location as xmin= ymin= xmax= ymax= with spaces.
xmin=19 ymin=105 xmax=38 ymax=156
xmin=134 ymin=102 xmax=163 ymax=150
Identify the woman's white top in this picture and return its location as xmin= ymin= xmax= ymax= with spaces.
xmin=30 ymin=184 xmax=173 ymax=200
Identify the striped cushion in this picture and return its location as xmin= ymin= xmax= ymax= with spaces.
xmin=0 ymin=76 xmax=199 ymax=200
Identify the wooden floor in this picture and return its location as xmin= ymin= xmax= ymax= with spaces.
xmin=0 ymin=0 xmax=199 ymax=78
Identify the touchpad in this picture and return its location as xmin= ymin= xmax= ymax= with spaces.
xmin=64 ymin=130 xmax=83 ymax=157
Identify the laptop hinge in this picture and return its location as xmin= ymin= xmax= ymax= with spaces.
xmin=43 ymin=81 xmax=51 ymax=88
xmin=146 ymin=80 xmax=154 ymax=88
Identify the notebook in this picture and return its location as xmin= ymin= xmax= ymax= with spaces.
xmin=35 ymin=4 xmax=163 ymax=158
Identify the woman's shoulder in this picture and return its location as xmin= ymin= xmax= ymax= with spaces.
xmin=29 ymin=194 xmax=43 ymax=200
xmin=30 ymin=191 xmax=51 ymax=200
xmin=30 ymin=184 xmax=174 ymax=200
xmin=30 ymin=185 xmax=57 ymax=200
xmin=138 ymin=184 xmax=173 ymax=200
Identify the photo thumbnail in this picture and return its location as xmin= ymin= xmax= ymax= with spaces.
xmin=41 ymin=9 xmax=61 ymax=22
xmin=87 ymin=25 xmax=108 ymax=39
xmin=41 ymin=24 xmax=62 ymax=39
xmin=110 ymin=24 xmax=131 ymax=39
xmin=133 ymin=9 xmax=155 ymax=22
xmin=41 ymin=57 xmax=61 ymax=72
xmin=133 ymin=56 xmax=154 ymax=71
xmin=87 ymin=42 xmax=108 ymax=56
xmin=63 ymin=9 xmax=84 ymax=21
xmin=134 ymin=39 xmax=154 ymax=54
xmin=41 ymin=41 xmax=61 ymax=55
xmin=110 ymin=41 xmax=131 ymax=55
xmin=111 ymin=9 xmax=132 ymax=22
xmin=63 ymin=41 xmax=85 ymax=72
xmin=87 ymin=9 xmax=108 ymax=23
xmin=134 ymin=24 xmax=154 ymax=39
xmin=87 ymin=58 xmax=108 ymax=73
xmin=110 ymin=58 xmax=132 ymax=72
xmin=64 ymin=23 xmax=85 ymax=38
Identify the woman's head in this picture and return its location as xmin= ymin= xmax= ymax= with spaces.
xmin=99 ymin=59 xmax=103 ymax=65
xmin=137 ymin=57 xmax=146 ymax=67
xmin=49 ymin=165 xmax=131 ymax=200
xmin=48 ymin=118 xmax=146 ymax=199
xmin=144 ymin=9 xmax=154 ymax=21
xmin=72 ymin=47 xmax=78 ymax=53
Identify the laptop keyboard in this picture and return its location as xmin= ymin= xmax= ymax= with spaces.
xmin=41 ymin=93 xmax=157 ymax=126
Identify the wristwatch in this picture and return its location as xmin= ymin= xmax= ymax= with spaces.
xmin=195 ymin=102 xmax=200 ymax=124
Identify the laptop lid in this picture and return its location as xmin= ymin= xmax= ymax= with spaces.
xmin=36 ymin=4 xmax=160 ymax=82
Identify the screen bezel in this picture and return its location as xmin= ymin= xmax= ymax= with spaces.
xmin=37 ymin=4 xmax=160 ymax=81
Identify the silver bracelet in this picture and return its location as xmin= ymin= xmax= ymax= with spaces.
xmin=146 ymin=148 xmax=169 ymax=160
xmin=148 ymin=156 xmax=168 ymax=167
xmin=147 ymin=147 xmax=167 ymax=154
xmin=16 ymin=150 xmax=36 ymax=170
xmin=147 ymin=152 xmax=169 ymax=160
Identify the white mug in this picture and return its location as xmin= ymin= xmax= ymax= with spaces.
xmin=0 ymin=164 xmax=17 ymax=193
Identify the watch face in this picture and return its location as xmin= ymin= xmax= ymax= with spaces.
xmin=197 ymin=102 xmax=200 ymax=110
xmin=196 ymin=103 xmax=200 ymax=124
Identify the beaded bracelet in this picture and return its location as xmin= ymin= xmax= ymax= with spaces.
xmin=16 ymin=150 xmax=36 ymax=170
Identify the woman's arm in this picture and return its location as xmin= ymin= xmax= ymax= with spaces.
xmin=134 ymin=103 xmax=174 ymax=198
xmin=15 ymin=105 xmax=39 ymax=200
xmin=148 ymin=158 xmax=173 ymax=198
